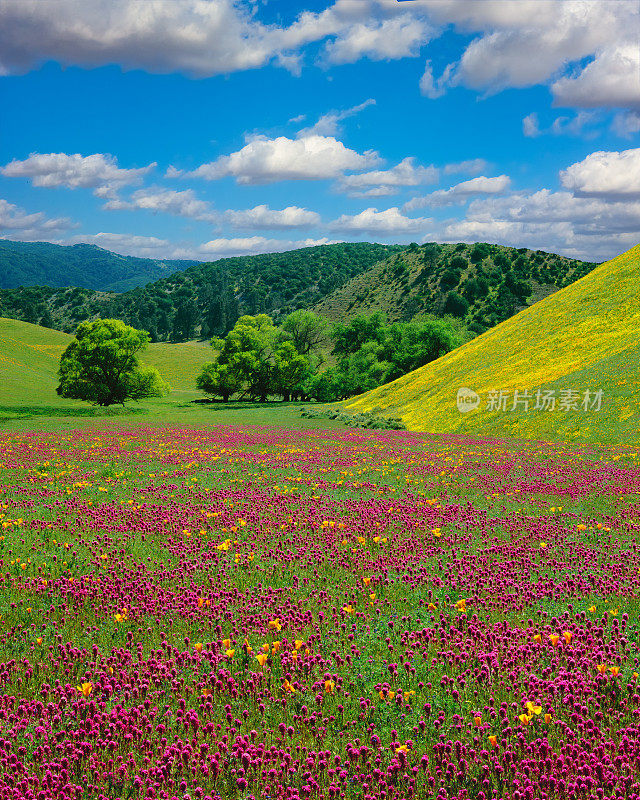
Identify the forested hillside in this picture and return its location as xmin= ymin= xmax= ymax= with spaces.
xmin=0 ymin=240 xmax=598 ymax=342
xmin=0 ymin=239 xmax=198 ymax=291
xmin=314 ymin=241 xmax=598 ymax=334
xmin=0 ymin=242 xmax=403 ymax=339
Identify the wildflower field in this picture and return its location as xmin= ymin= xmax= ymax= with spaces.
xmin=1 ymin=421 xmax=640 ymax=800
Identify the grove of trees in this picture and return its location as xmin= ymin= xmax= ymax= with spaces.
xmin=196 ymin=309 xmax=464 ymax=403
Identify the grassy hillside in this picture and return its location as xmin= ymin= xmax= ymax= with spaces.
xmin=0 ymin=318 xmax=213 ymax=411
xmin=0 ymin=317 xmax=72 ymax=408
xmin=313 ymin=241 xmax=597 ymax=333
xmin=343 ymin=243 xmax=640 ymax=444
xmin=0 ymin=242 xmax=403 ymax=339
xmin=0 ymin=239 xmax=198 ymax=291
xmin=145 ymin=339 xmax=213 ymax=391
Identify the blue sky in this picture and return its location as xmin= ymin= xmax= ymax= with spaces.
xmin=0 ymin=0 xmax=639 ymax=262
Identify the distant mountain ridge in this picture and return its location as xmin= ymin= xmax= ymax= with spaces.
xmin=0 ymin=242 xmax=403 ymax=338
xmin=0 ymin=239 xmax=598 ymax=344
xmin=0 ymin=239 xmax=199 ymax=292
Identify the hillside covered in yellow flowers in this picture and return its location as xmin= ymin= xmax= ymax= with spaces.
xmin=343 ymin=243 xmax=640 ymax=443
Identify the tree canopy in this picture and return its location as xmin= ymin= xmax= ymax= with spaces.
xmin=57 ymin=318 xmax=168 ymax=406
xmin=196 ymin=310 xmax=464 ymax=403
xmin=197 ymin=313 xmax=316 ymax=402
xmin=313 ymin=314 xmax=464 ymax=400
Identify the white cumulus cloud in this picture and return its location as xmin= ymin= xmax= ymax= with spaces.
xmin=63 ymin=232 xmax=194 ymax=259
xmin=0 ymin=0 xmax=296 ymax=77
xmin=329 ymin=206 xmax=430 ymax=234
xmin=224 ymin=205 xmax=321 ymax=230
xmin=199 ymin=236 xmax=340 ymax=258
xmin=0 ymin=152 xmax=155 ymax=197
xmin=559 ymin=148 xmax=640 ymax=199
xmin=450 ymin=1 xmax=636 ymax=92
xmin=178 ymin=134 xmax=380 ymax=185
xmin=552 ymin=44 xmax=640 ymax=109
xmin=0 ymin=0 xmax=637 ymax=118
xmin=104 ymin=187 xmax=217 ymax=222
xmin=323 ymin=13 xmax=431 ymax=65
xmin=336 ymin=157 xmax=438 ymax=197
xmin=439 ymin=188 xmax=640 ymax=261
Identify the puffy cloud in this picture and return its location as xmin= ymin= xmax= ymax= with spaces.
xmin=413 ymin=0 xmax=638 ymax=111
xmin=296 ymin=237 xmax=342 ymax=248
xmin=318 ymin=0 xmax=638 ymax=111
xmin=0 ymin=0 xmax=295 ymax=77
xmin=104 ymin=188 xmax=217 ymax=222
xmin=0 ymin=197 xmax=73 ymax=240
xmin=439 ymin=188 xmax=640 ymax=260
xmin=329 ymin=206 xmax=430 ymax=234
xmin=297 ymin=99 xmax=375 ymax=137
xmin=559 ymin=148 xmax=640 ymax=199
xmin=199 ymin=236 xmax=285 ymax=256
xmin=323 ymin=13 xmax=431 ymax=64
xmin=552 ymin=45 xmax=640 ymax=109
xmin=59 ymin=232 xmax=341 ymax=260
xmin=179 ymin=134 xmax=380 ymax=185
xmin=0 ymin=153 xmax=155 ymax=196
xmin=0 ymin=0 xmax=428 ymax=77
xmin=1 ymin=0 xmax=635 ymax=118
xmin=336 ymin=157 xmax=438 ymax=197
xmin=450 ymin=1 xmax=636 ymax=92
xmin=404 ymin=175 xmax=511 ymax=210
xmin=106 ymin=189 xmax=322 ymax=231
xmin=465 ymin=190 xmax=640 ymax=231
xmin=224 ymin=205 xmax=321 ymax=230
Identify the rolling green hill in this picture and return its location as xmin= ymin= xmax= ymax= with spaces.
xmin=0 ymin=317 xmax=213 ymax=411
xmin=343 ymin=243 xmax=640 ymax=444
xmin=0 ymin=239 xmax=198 ymax=291
xmin=313 ymin=241 xmax=597 ymax=334
xmin=0 ymin=242 xmax=403 ymax=339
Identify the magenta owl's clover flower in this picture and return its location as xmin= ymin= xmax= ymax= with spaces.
xmin=1 ymin=425 xmax=637 ymax=799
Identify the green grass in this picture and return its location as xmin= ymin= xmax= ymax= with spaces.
xmin=0 ymin=316 xmax=215 ymax=416
xmin=145 ymin=338 xmax=214 ymax=391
